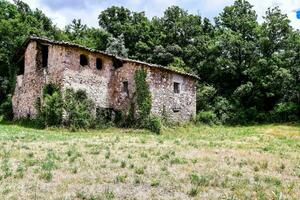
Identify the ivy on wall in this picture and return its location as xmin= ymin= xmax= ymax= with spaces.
xmin=134 ymin=67 xmax=152 ymax=120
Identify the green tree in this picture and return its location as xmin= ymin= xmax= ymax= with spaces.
xmin=105 ymin=34 xmax=129 ymax=57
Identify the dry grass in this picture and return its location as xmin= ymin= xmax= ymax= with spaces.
xmin=0 ymin=123 xmax=299 ymax=199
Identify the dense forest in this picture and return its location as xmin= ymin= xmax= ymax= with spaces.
xmin=0 ymin=0 xmax=299 ymax=124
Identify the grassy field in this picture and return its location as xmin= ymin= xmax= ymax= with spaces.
xmin=0 ymin=123 xmax=299 ymax=200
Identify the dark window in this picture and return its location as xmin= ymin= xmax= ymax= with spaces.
xmin=173 ymin=107 xmax=181 ymax=113
xmin=96 ymin=58 xmax=102 ymax=70
xmin=174 ymin=82 xmax=180 ymax=94
xmin=17 ymin=57 xmax=25 ymax=75
xmin=80 ymin=54 xmax=88 ymax=66
xmin=122 ymin=81 xmax=129 ymax=95
xmin=113 ymin=58 xmax=123 ymax=69
xmin=41 ymin=45 xmax=48 ymax=68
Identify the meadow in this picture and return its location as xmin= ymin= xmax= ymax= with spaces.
xmin=0 ymin=123 xmax=299 ymax=199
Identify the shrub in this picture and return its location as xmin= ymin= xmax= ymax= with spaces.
xmin=213 ymin=96 xmax=232 ymax=124
xmin=196 ymin=111 xmax=217 ymax=125
xmin=63 ymin=88 xmax=95 ymax=130
xmin=35 ymin=83 xmax=63 ymax=127
xmin=42 ymin=91 xmax=63 ymax=126
xmin=95 ymin=107 xmax=115 ymax=128
xmin=272 ymin=102 xmax=299 ymax=122
xmin=0 ymin=95 xmax=13 ymax=121
xmin=196 ymin=84 xmax=217 ymax=111
xmin=141 ymin=115 xmax=162 ymax=134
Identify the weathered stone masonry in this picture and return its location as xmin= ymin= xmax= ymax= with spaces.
xmin=13 ymin=36 xmax=198 ymax=122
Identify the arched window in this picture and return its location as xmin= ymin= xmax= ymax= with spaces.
xmin=96 ymin=58 xmax=102 ymax=70
xmin=80 ymin=54 xmax=88 ymax=66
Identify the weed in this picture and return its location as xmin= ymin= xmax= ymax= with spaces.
xmin=233 ymin=171 xmax=243 ymax=177
xmin=140 ymin=152 xmax=148 ymax=158
xmin=104 ymin=189 xmax=115 ymax=200
xmin=150 ymin=179 xmax=160 ymax=187
xmin=115 ymin=174 xmax=127 ymax=183
xmin=1 ymin=158 xmax=12 ymax=178
xmin=264 ymin=176 xmax=281 ymax=186
xmin=140 ymin=138 xmax=146 ymax=144
xmin=260 ymin=160 xmax=268 ymax=170
xmin=67 ymin=147 xmax=81 ymax=163
xmin=41 ymin=159 xmax=56 ymax=171
xmin=89 ymin=147 xmax=100 ymax=155
xmin=174 ymin=139 xmax=180 ymax=145
xmin=76 ymin=191 xmax=100 ymax=200
xmin=189 ymin=172 xmax=212 ymax=187
xmin=170 ymin=157 xmax=187 ymax=165
xmin=279 ymin=163 xmax=285 ymax=172
xmin=15 ymin=163 xmax=26 ymax=178
xmin=135 ymin=167 xmax=145 ymax=175
xmin=70 ymin=166 xmax=78 ymax=174
xmin=188 ymin=187 xmax=199 ymax=197
xmin=39 ymin=171 xmax=53 ymax=182
xmin=134 ymin=176 xmax=141 ymax=184
xmin=120 ymin=160 xmax=126 ymax=168
xmin=105 ymin=151 xmax=111 ymax=159
xmin=161 ymin=166 xmax=167 ymax=171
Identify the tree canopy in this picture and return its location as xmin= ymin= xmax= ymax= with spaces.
xmin=0 ymin=0 xmax=299 ymax=123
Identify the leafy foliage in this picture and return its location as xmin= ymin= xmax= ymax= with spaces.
xmin=118 ymin=68 xmax=162 ymax=134
xmin=63 ymin=88 xmax=95 ymax=130
xmin=0 ymin=0 xmax=299 ymax=124
xmin=134 ymin=68 xmax=152 ymax=120
xmin=36 ymin=84 xmax=95 ymax=130
xmin=105 ymin=34 xmax=128 ymax=57
xmin=35 ymin=83 xmax=63 ymax=127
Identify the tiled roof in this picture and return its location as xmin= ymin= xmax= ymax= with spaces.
xmin=18 ymin=36 xmax=200 ymax=80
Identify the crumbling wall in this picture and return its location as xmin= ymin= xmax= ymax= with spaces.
xmin=12 ymin=42 xmax=116 ymax=119
xmin=12 ymin=41 xmax=46 ymax=118
xmin=148 ymin=67 xmax=196 ymax=121
xmin=111 ymin=62 xmax=197 ymax=122
xmin=110 ymin=62 xmax=138 ymax=113
xmin=13 ymin=40 xmax=196 ymax=122
xmin=61 ymin=47 xmax=114 ymax=109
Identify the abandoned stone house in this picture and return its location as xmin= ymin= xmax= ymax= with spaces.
xmin=12 ymin=36 xmax=198 ymax=122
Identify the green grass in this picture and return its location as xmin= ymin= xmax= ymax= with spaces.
xmin=0 ymin=122 xmax=299 ymax=199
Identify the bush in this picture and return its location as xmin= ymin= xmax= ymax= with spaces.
xmin=95 ymin=108 xmax=116 ymax=128
xmin=0 ymin=95 xmax=13 ymax=121
xmin=35 ymin=84 xmax=63 ymax=127
xmin=42 ymin=91 xmax=63 ymax=126
xmin=272 ymin=102 xmax=299 ymax=122
xmin=196 ymin=111 xmax=217 ymax=125
xmin=142 ymin=115 xmax=162 ymax=134
xmin=63 ymin=88 xmax=95 ymax=130
xmin=196 ymin=84 xmax=217 ymax=111
xmin=213 ymin=96 xmax=232 ymax=124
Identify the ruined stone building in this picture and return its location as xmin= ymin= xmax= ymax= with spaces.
xmin=12 ymin=36 xmax=198 ymax=122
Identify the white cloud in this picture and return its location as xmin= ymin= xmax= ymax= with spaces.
xmin=7 ymin=0 xmax=300 ymax=29
xmin=248 ymin=0 xmax=300 ymax=28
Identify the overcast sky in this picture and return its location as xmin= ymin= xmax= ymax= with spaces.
xmin=8 ymin=0 xmax=300 ymax=29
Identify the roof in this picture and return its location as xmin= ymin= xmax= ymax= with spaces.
xmin=16 ymin=36 xmax=200 ymax=80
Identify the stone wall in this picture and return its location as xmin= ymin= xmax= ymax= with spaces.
xmin=60 ymin=46 xmax=114 ymax=109
xmin=12 ymin=41 xmax=46 ymax=118
xmin=148 ymin=67 xmax=196 ymax=121
xmin=13 ymin=40 xmax=197 ymax=122
xmin=111 ymin=62 xmax=197 ymax=121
